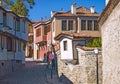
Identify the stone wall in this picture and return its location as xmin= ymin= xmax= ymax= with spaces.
xmin=0 ymin=60 xmax=24 ymax=78
xmin=101 ymin=2 xmax=120 ymax=84
xmin=57 ymin=48 xmax=102 ymax=84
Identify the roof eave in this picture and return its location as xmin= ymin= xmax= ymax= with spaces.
xmin=98 ymin=0 xmax=120 ymax=28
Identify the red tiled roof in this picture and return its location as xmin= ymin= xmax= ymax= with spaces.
xmin=54 ymin=32 xmax=100 ymax=40
xmin=54 ymin=6 xmax=100 ymax=17
xmin=76 ymin=46 xmax=102 ymax=51
xmin=33 ymin=19 xmax=51 ymax=28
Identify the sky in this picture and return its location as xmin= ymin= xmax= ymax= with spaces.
xmin=29 ymin=0 xmax=105 ymax=21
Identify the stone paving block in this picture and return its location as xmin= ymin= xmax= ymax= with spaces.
xmin=0 ymin=61 xmax=65 ymax=84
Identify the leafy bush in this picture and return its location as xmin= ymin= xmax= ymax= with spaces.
xmin=86 ymin=37 xmax=102 ymax=47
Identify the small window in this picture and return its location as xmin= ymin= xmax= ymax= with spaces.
xmin=18 ymin=41 xmax=21 ymax=52
xmin=1 ymin=36 xmax=5 ymax=49
xmin=16 ymin=18 xmax=20 ymax=32
xmin=22 ymin=20 xmax=25 ymax=33
xmin=36 ymin=28 xmax=41 ymax=37
xmin=63 ymin=41 xmax=67 ymax=51
xmin=7 ymin=37 xmax=12 ymax=51
xmin=94 ymin=20 xmax=98 ymax=31
xmin=28 ymin=24 xmax=33 ymax=33
xmin=3 ymin=13 xmax=6 ymax=27
xmin=88 ymin=20 xmax=92 ymax=30
xmin=68 ymin=20 xmax=73 ymax=31
xmin=81 ymin=20 xmax=86 ymax=30
xmin=28 ymin=36 xmax=33 ymax=43
xmin=44 ymin=25 xmax=47 ymax=35
xmin=62 ymin=20 xmax=67 ymax=31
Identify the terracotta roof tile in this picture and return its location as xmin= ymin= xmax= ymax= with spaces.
xmin=55 ymin=32 xmax=100 ymax=40
xmin=76 ymin=46 xmax=102 ymax=51
xmin=54 ymin=6 xmax=100 ymax=17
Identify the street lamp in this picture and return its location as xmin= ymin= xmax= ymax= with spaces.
xmin=94 ymin=48 xmax=99 ymax=84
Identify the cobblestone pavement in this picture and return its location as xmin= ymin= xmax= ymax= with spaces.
xmin=0 ymin=61 xmax=64 ymax=84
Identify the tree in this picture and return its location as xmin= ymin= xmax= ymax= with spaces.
xmin=86 ymin=37 xmax=102 ymax=47
xmin=3 ymin=0 xmax=35 ymax=16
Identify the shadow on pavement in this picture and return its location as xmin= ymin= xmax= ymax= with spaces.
xmin=59 ymin=73 xmax=73 ymax=84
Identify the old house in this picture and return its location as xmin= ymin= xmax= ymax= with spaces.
xmin=33 ymin=20 xmax=51 ymax=60
xmin=51 ymin=4 xmax=100 ymax=45
xmin=53 ymin=4 xmax=101 ymax=63
xmin=54 ymin=4 xmax=102 ymax=84
xmin=0 ymin=6 xmax=31 ymax=77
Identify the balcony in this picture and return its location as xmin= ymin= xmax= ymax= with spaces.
xmin=41 ymin=35 xmax=47 ymax=41
xmin=36 ymin=35 xmax=47 ymax=43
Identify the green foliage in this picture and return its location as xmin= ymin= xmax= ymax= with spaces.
xmin=3 ymin=0 xmax=35 ymax=16
xmin=86 ymin=37 xmax=102 ymax=47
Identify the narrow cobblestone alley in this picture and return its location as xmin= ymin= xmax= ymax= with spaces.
xmin=0 ymin=61 xmax=64 ymax=84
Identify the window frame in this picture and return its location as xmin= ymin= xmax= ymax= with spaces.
xmin=16 ymin=18 xmax=20 ymax=32
xmin=68 ymin=20 xmax=73 ymax=31
xmin=18 ymin=41 xmax=21 ymax=52
xmin=36 ymin=28 xmax=41 ymax=37
xmin=3 ymin=13 xmax=6 ymax=27
xmin=87 ymin=20 xmax=93 ymax=31
xmin=62 ymin=20 xmax=67 ymax=31
xmin=81 ymin=20 xmax=86 ymax=30
xmin=63 ymin=41 xmax=67 ymax=51
xmin=7 ymin=37 xmax=12 ymax=51
xmin=94 ymin=20 xmax=98 ymax=31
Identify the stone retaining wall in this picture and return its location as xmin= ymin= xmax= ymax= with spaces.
xmin=57 ymin=48 xmax=102 ymax=84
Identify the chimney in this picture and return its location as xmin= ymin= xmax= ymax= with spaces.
xmin=106 ymin=0 xmax=110 ymax=5
xmin=90 ymin=6 xmax=95 ymax=13
xmin=71 ymin=3 xmax=76 ymax=14
xmin=51 ymin=11 xmax=56 ymax=17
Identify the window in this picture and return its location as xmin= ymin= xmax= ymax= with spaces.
xmin=94 ymin=20 xmax=98 ymax=30
xmin=18 ymin=41 xmax=21 ymax=52
xmin=1 ymin=36 xmax=5 ymax=49
xmin=81 ymin=20 xmax=86 ymax=30
xmin=44 ymin=26 xmax=47 ymax=35
xmin=23 ymin=43 xmax=26 ymax=51
xmin=13 ymin=17 xmax=16 ymax=31
xmin=63 ymin=41 xmax=67 ymax=51
xmin=23 ymin=20 xmax=25 ymax=33
xmin=62 ymin=20 xmax=67 ymax=31
xmin=28 ymin=36 xmax=33 ymax=43
xmin=0 ymin=14 xmax=3 ymax=26
xmin=7 ymin=37 xmax=12 ymax=51
xmin=36 ymin=28 xmax=41 ymax=37
xmin=88 ymin=20 xmax=92 ymax=30
xmin=16 ymin=18 xmax=20 ymax=32
xmin=68 ymin=20 xmax=73 ymax=31
xmin=28 ymin=24 xmax=33 ymax=33
xmin=47 ymin=24 xmax=51 ymax=32
xmin=3 ymin=13 xmax=6 ymax=27
xmin=0 ymin=35 xmax=1 ymax=49
xmin=12 ymin=39 xmax=16 ymax=52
